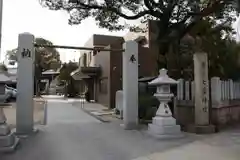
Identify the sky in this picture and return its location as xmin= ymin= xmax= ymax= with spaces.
xmin=1 ymin=0 xmax=240 ymax=63
xmin=1 ymin=0 xmax=127 ymax=62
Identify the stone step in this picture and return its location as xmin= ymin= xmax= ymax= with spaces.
xmin=0 ymin=132 xmax=15 ymax=147
xmin=152 ymin=117 xmax=176 ymax=126
xmin=148 ymin=132 xmax=184 ymax=139
xmin=148 ymin=124 xmax=181 ymax=135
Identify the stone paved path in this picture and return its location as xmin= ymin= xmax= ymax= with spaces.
xmin=132 ymin=128 xmax=240 ymax=160
xmin=1 ymin=96 xmax=240 ymax=160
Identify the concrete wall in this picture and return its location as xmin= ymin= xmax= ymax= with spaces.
xmin=175 ymin=77 xmax=240 ymax=130
xmin=124 ymin=20 xmax=159 ymax=73
xmin=99 ymin=41 xmax=157 ymax=108
xmin=92 ymin=34 xmax=124 ymax=46
xmin=175 ymin=100 xmax=240 ymax=130
xmin=94 ymin=46 xmax=111 ymax=107
xmin=82 ymin=34 xmax=124 ymax=67
xmin=110 ymin=42 xmax=123 ymax=109
xmin=211 ymin=100 xmax=240 ymax=129
xmin=81 ymin=24 xmax=159 ymax=108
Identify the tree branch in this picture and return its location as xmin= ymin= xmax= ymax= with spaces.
xmin=157 ymin=0 xmax=165 ymax=10
xmin=190 ymin=0 xmax=226 ymax=16
xmin=178 ymin=0 xmax=227 ymax=39
xmin=69 ymin=0 xmax=153 ymax=20
xmin=143 ymin=0 xmax=163 ymax=18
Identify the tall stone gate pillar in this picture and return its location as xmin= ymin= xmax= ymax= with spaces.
xmin=16 ymin=33 xmax=35 ymax=135
xmin=122 ymin=41 xmax=138 ymax=129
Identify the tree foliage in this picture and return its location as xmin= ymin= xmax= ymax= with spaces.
xmin=58 ymin=61 xmax=78 ymax=81
xmin=0 ymin=64 xmax=8 ymax=72
xmin=6 ymin=49 xmax=18 ymax=61
xmin=6 ymin=37 xmax=61 ymax=95
xmin=40 ymin=0 xmax=239 ymax=30
xmin=35 ymin=38 xmax=61 ymax=72
xmin=6 ymin=37 xmax=61 ymax=72
xmin=58 ymin=61 xmax=79 ymax=97
xmin=167 ymin=18 xmax=240 ymax=80
xmin=40 ymin=0 xmax=240 ymax=70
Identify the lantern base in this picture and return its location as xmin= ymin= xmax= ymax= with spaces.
xmin=0 ymin=136 xmax=19 ymax=153
xmin=0 ymin=124 xmax=11 ymax=135
xmin=0 ymin=126 xmax=19 ymax=153
xmin=148 ymin=116 xmax=184 ymax=139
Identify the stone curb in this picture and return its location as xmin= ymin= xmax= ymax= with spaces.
xmin=80 ymin=107 xmax=110 ymax=123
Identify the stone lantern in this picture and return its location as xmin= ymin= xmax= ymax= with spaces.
xmin=148 ymin=69 xmax=183 ymax=139
xmin=0 ymin=72 xmax=19 ymax=152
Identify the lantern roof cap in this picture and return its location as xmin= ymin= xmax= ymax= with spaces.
xmin=148 ymin=69 xmax=178 ymax=85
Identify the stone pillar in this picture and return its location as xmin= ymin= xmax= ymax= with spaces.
xmin=115 ymin=90 xmax=123 ymax=119
xmin=224 ymin=81 xmax=228 ymax=100
xmin=211 ymin=77 xmax=221 ymax=105
xmin=188 ymin=52 xmax=215 ymax=133
xmin=177 ymin=79 xmax=184 ymax=100
xmin=122 ymin=41 xmax=138 ymax=129
xmin=229 ymin=79 xmax=234 ymax=100
xmin=16 ymin=33 xmax=35 ymax=135
xmin=191 ymin=81 xmax=195 ymax=101
xmin=185 ymin=81 xmax=190 ymax=100
xmin=221 ymin=81 xmax=225 ymax=100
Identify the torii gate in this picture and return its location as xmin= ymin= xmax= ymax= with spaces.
xmin=16 ymin=32 xmax=139 ymax=135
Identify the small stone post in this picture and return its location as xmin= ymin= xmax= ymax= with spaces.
xmin=16 ymin=33 xmax=35 ymax=135
xmin=148 ymin=69 xmax=183 ymax=139
xmin=229 ymin=79 xmax=234 ymax=100
xmin=191 ymin=81 xmax=195 ymax=101
xmin=177 ymin=79 xmax=184 ymax=100
xmin=122 ymin=41 xmax=138 ymax=129
xmin=211 ymin=77 xmax=221 ymax=105
xmin=185 ymin=81 xmax=190 ymax=100
xmin=221 ymin=81 xmax=225 ymax=100
xmin=115 ymin=90 xmax=123 ymax=119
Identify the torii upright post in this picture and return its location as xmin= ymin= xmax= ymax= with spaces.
xmin=16 ymin=33 xmax=35 ymax=135
xmin=122 ymin=41 xmax=138 ymax=129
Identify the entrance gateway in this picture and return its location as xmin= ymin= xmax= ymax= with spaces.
xmin=16 ymin=32 xmax=139 ymax=135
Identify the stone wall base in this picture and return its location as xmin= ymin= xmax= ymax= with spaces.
xmin=176 ymin=101 xmax=240 ymax=131
xmin=185 ymin=124 xmax=216 ymax=134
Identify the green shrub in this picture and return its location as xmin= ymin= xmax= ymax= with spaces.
xmin=138 ymin=93 xmax=159 ymax=120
